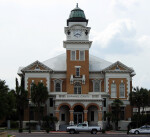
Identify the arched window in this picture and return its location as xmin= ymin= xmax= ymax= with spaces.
xmin=120 ymin=83 xmax=125 ymax=98
xmin=74 ymin=82 xmax=81 ymax=94
xmin=92 ymin=80 xmax=101 ymax=92
xmin=54 ymin=79 xmax=63 ymax=92
xmin=111 ymin=83 xmax=116 ymax=98
xmin=56 ymin=83 xmax=61 ymax=92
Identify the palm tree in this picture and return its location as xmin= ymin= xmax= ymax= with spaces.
xmin=14 ymin=78 xmax=28 ymax=132
xmin=111 ymin=99 xmax=123 ymax=130
xmin=31 ymin=82 xmax=49 ymax=130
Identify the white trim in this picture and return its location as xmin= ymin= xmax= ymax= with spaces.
xmin=70 ymin=50 xmax=76 ymax=61
xmin=54 ymin=79 xmax=63 ymax=92
xmin=119 ymin=83 xmax=125 ymax=98
xmin=75 ymin=66 xmax=81 ymax=68
xmin=79 ymin=50 xmax=85 ymax=61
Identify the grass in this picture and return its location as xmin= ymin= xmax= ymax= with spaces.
xmin=8 ymin=135 xmax=12 ymax=137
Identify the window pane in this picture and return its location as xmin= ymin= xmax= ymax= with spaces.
xmin=50 ymin=98 xmax=53 ymax=107
xmin=120 ymin=83 xmax=125 ymax=97
xmin=71 ymin=51 xmax=76 ymax=60
xmin=61 ymin=114 xmax=65 ymax=121
xmin=91 ymin=111 xmax=94 ymax=121
xmin=80 ymin=51 xmax=84 ymax=60
xmin=56 ymin=83 xmax=60 ymax=92
xmin=74 ymin=82 xmax=81 ymax=94
xmin=111 ymin=83 xmax=116 ymax=97
xmin=76 ymin=68 xmax=80 ymax=76
xmin=95 ymin=82 xmax=100 ymax=92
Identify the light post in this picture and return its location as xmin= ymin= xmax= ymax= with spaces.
xmin=28 ymin=99 xmax=31 ymax=133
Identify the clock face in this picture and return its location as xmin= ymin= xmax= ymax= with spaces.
xmin=74 ymin=30 xmax=82 ymax=38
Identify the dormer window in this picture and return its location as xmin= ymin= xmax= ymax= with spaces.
xmin=71 ymin=51 xmax=76 ymax=60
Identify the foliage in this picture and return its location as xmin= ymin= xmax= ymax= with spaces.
xmin=14 ymin=78 xmax=28 ymax=131
xmin=42 ymin=115 xmax=58 ymax=131
xmin=10 ymin=121 xmax=19 ymax=128
xmin=31 ymin=82 xmax=49 ymax=127
xmin=103 ymin=112 xmax=113 ymax=130
xmin=111 ymin=99 xmax=123 ymax=130
xmin=129 ymin=87 xmax=149 ymax=127
xmin=101 ymin=129 xmax=105 ymax=134
xmin=26 ymin=122 xmax=38 ymax=130
xmin=0 ymin=79 xmax=15 ymax=120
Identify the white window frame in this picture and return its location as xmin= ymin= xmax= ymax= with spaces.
xmin=71 ymin=50 xmax=76 ymax=61
xmin=111 ymin=83 xmax=117 ymax=98
xmin=92 ymin=79 xmax=101 ymax=92
xmin=119 ymin=83 xmax=125 ymax=98
xmin=74 ymin=82 xmax=82 ymax=94
xmin=79 ymin=50 xmax=85 ymax=61
xmin=54 ymin=79 xmax=63 ymax=92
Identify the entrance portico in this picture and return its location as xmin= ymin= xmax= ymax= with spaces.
xmin=55 ymin=93 xmax=103 ymax=130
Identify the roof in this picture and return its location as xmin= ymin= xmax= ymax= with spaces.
xmin=67 ymin=4 xmax=88 ymax=26
xmin=18 ymin=53 xmax=135 ymax=75
xmin=43 ymin=53 xmax=112 ymax=71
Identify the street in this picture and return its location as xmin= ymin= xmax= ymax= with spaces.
xmin=7 ymin=132 xmax=150 ymax=137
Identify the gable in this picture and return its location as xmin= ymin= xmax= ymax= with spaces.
xmin=21 ymin=60 xmax=53 ymax=72
xmin=102 ymin=61 xmax=134 ymax=73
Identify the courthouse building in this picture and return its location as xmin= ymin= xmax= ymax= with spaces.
xmin=18 ymin=4 xmax=135 ymax=130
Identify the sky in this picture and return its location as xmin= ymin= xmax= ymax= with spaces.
xmin=0 ymin=0 xmax=150 ymax=90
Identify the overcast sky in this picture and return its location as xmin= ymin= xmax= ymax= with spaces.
xmin=0 ymin=0 xmax=150 ymax=90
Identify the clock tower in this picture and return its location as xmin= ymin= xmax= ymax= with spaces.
xmin=63 ymin=4 xmax=92 ymax=94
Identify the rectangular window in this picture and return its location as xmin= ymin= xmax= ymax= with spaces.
xmin=111 ymin=83 xmax=116 ymax=98
xmin=71 ymin=51 xmax=76 ymax=60
xmin=120 ymin=83 xmax=125 ymax=98
xmin=76 ymin=68 xmax=80 ymax=76
xmin=79 ymin=51 xmax=85 ymax=61
xmin=103 ymin=98 xmax=106 ymax=107
xmin=61 ymin=114 xmax=65 ymax=121
xmin=49 ymin=98 xmax=53 ymax=107
xmin=91 ymin=111 xmax=94 ymax=121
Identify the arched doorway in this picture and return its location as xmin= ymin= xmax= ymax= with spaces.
xmin=59 ymin=105 xmax=70 ymax=125
xmin=87 ymin=105 xmax=99 ymax=126
xmin=73 ymin=105 xmax=84 ymax=124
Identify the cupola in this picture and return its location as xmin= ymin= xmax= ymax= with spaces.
xmin=67 ymin=3 xmax=88 ymax=26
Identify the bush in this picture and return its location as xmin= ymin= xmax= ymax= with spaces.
xmin=102 ymin=129 xmax=105 ymax=134
xmin=26 ymin=122 xmax=37 ymax=130
xmin=11 ymin=121 xmax=19 ymax=128
xmin=18 ymin=128 xmax=23 ymax=133
xmin=46 ymin=128 xmax=50 ymax=133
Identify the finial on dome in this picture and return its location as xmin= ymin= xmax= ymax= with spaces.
xmin=76 ymin=3 xmax=78 ymax=8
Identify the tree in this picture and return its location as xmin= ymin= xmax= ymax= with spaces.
xmin=103 ymin=112 xmax=112 ymax=130
xmin=31 ymin=82 xmax=49 ymax=129
xmin=111 ymin=99 xmax=123 ymax=130
xmin=0 ymin=80 xmax=9 ymax=120
xmin=130 ymin=87 xmax=149 ymax=127
xmin=14 ymin=78 xmax=28 ymax=132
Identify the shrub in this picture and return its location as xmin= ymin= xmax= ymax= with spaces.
xmin=102 ymin=129 xmax=105 ymax=134
xmin=46 ymin=128 xmax=50 ymax=133
xmin=11 ymin=121 xmax=19 ymax=128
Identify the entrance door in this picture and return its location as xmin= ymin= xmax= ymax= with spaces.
xmin=74 ymin=113 xmax=83 ymax=124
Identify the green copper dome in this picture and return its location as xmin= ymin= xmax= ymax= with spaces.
xmin=67 ymin=4 xmax=88 ymax=26
xmin=69 ymin=4 xmax=86 ymax=19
